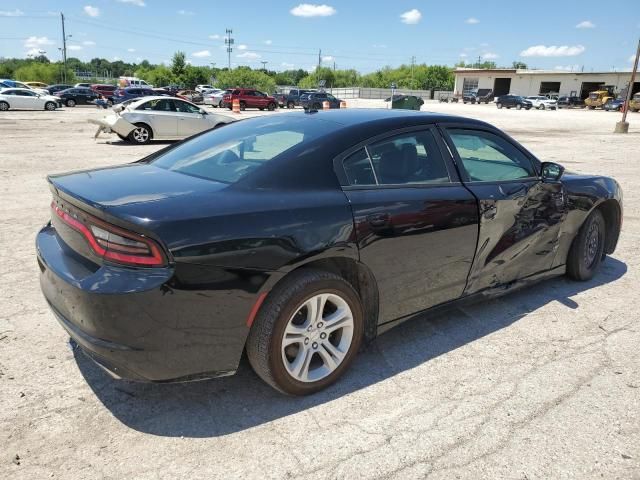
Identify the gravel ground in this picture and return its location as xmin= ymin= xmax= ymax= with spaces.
xmin=1 ymin=101 xmax=639 ymax=480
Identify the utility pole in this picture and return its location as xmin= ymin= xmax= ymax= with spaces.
xmin=411 ymin=55 xmax=416 ymax=89
xmin=261 ymin=61 xmax=268 ymax=71
xmin=317 ymin=48 xmax=321 ymax=84
xmin=476 ymin=55 xmax=481 ymax=68
xmin=333 ymin=61 xmax=336 ymax=71
xmin=225 ymin=29 xmax=234 ymax=70
xmin=615 ymin=37 xmax=640 ymax=134
xmin=61 ymin=12 xmax=67 ymax=82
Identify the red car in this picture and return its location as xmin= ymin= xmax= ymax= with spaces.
xmin=222 ymin=88 xmax=278 ymax=111
xmin=91 ymin=84 xmax=117 ymax=96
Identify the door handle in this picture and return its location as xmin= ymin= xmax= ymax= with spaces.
xmin=366 ymin=213 xmax=390 ymax=227
xmin=501 ymin=184 xmax=528 ymax=198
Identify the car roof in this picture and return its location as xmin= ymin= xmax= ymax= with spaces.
xmin=282 ymin=108 xmax=490 ymax=128
xmin=0 ymin=87 xmax=35 ymax=93
xmin=125 ymin=96 xmax=198 ymax=108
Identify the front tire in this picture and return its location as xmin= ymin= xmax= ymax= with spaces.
xmin=246 ymin=269 xmax=364 ymax=395
xmin=267 ymin=102 xmax=276 ymax=111
xmin=66 ymin=99 xmax=76 ymax=107
xmin=128 ymin=123 xmax=152 ymax=144
xmin=497 ymin=102 xmax=502 ymax=109
xmin=566 ymin=209 xmax=606 ymax=281
xmin=239 ymin=101 xmax=246 ymax=111
xmin=287 ymin=101 xmax=295 ymax=109
xmin=44 ymin=101 xmax=56 ymax=111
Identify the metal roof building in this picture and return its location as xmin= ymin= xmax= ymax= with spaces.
xmin=453 ymin=68 xmax=638 ymax=99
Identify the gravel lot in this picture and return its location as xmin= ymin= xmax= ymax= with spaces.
xmin=1 ymin=102 xmax=639 ymax=480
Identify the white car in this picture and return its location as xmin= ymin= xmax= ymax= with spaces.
xmin=89 ymin=96 xmax=234 ymax=144
xmin=204 ymin=89 xmax=229 ymax=108
xmin=525 ymin=96 xmax=558 ymax=110
xmin=0 ymin=88 xmax=61 ymax=111
xmin=195 ymin=84 xmax=214 ymax=92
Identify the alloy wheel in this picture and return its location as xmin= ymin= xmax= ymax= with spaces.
xmin=281 ymin=293 xmax=354 ymax=383
xmin=132 ymin=127 xmax=149 ymax=143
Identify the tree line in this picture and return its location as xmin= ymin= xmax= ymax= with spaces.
xmin=0 ymin=51 xmax=528 ymax=92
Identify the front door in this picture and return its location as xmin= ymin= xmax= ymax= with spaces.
xmin=441 ymin=127 xmax=566 ymax=295
xmin=175 ymin=100 xmax=205 ymax=137
xmin=340 ymin=127 xmax=479 ymax=323
xmin=137 ymin=98 xmax=178 ymax=138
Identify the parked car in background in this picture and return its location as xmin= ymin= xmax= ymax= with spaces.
xmin=222 ymin=89 xmax=278 ymax=110
xmin=38 ymin=109 xmax=622 ymax=394
xmin=74 ymin=83 xmax=92 ymax=88
xmin=525 ymin=96 xmax=558 ymax=110
xmin=112 ymin=87 xmax=155 ymax=104
xmin=24 ymin=81 xmax=49 ymax=89
xmin=159 ymin=85 xmax=183 ymax=95
xmin=177 ymin=90 xmax=204 ymax=104
xmin=603 ymin=98 xmax=625 ymax=112
xmin=300 ymin=92 xmax=342 ymax=110
xmin=273 ymin=92 xmax=287 ymax=108
xmin=463 ymin=89 xmax=493 ymax=104
xmin=283 ymin=88 xmax=316 ymax=108
xmin=89 ymin=96 xmax=233 ymax=144
xmin=204 ymin=89 xmax=229 ymax=107
xmin=556 ymin=96 xmax=585 ymax=109
xmin=0 ymin=88 xmax=61 ymax=111
xmin=0 ymin=79 xmax=49 ymax=95
xmin=195 ymin=84 xmax=213 ymax=92
xmin=629 ymin=93 xmax=640 ymax=112
xmin=91 ymin=84 xmax=117 ymax=96
xmin=58 ymin=87 xmax=100 ymax=107
xmin=386 ymin=94 xmax=424 ymax=110
xmin=46 ymin=84 xmax=75 ymax=95
xmin=496 ymin=95 xmax=533 ymax=110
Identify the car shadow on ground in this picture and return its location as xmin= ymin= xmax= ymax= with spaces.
xmin=102 ymin=140 xmax=176 ymax=146
xmin=74 ymin=257 xmax=626 ymax=438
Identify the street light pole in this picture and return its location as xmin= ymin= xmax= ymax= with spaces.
xmin=61 ymin=12 xmax=68 ymax=83
xmin=615 ymin=37 xmax=640 ymax=133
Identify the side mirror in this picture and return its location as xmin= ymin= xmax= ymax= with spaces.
xmin=540 ymin=161 xmax=564 ymax=182
xmin=199 ymin=109 xmax=207 ymax=115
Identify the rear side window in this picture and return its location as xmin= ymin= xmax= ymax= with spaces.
xmin=447 ymin=129 xmax=535 ymax=182
xmin=152 ymin=116 xmax=340 ymax=184
xmin=343 ymin=130 xmax=451 ymax=186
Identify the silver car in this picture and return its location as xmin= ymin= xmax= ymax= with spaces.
xmin=204 ymin=89 xmax=229 ymax=108
xmin=89 ymin=96 xmax=234 ymax=144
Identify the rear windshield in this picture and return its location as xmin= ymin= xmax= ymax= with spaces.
xmin=151 ymin=116 xmax=341 ymax=184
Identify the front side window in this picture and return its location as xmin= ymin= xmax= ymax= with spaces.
xmin=175 ymin=100 xmax=200 ymax=113
xmin=343 ymin=130 xmax=451 ymax=186
xmin=448 ymin=129 xmax=535 ymax=182
xmin=137 ymin=99 xmax=175 ymax=111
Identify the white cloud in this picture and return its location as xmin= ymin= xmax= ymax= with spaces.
xmin=400 ymin=9 xmax=421 ymax=25
xmin=67 ymin=45 xmax=83 ymax=51
xmin=25 ymin=48 xmax=44 ymax=56
xmin=192 ymin=50 xmax=211 ymax=58
xmin=117 ymin=0 xmax=145 ymax=6
xmin=237 ymin=44 xmax=248 ymax=50
xmin=281 ymin=62 xmax=295 ymax=68
xmin=575 ymin=20 xmax=595 ymax=29
xmin=290 ymin=4 xmax=336 ymax=17
xmin=24 ymin=36 xmax=55 ymax=48
xmin=322 ymin=55 xmax=334 ymax=63
xmin=209 ymin=34 xmax=220 ymax=40
xmin=113 ymin=56 xmax=121 ymax=61
xmin=0 ymin=8 xmax=24 ymax=16
xmin=459 ymin=53 xmax=468 ymax=58
xmin=237 ymin=51 xmax=261 ymax=60
xmin=136 ymin=57 xmax=142 ymax=62
xmin=127 ymin=48 xmax=136 ymax=52
xmin=465 ymin=17 xmax=479 ymax=24
xmin=264 ymin=39 xmax=272 ymax=45
xmin=83 ymin=5 xmax=100 ymax=17
xmin=520 ymin=44 xmax=585 ymax=57
xmin=482 ymin=52 xmax=499 ymax=60
xmin=178 ymin=9 xmax=194 ymax=15
xmin=554 ymin=65 xmax=580 ymax=71
xmin=82 ymin=40 xmax=96 ymax=46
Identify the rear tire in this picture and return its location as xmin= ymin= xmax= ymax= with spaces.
xmin=287 ymin=101 xmax=295 ymax=109
xmin=246 ymin=269 xmax=364 ymax=395
xmin=0 ymin=101 xmax=8 ymax=111
xmin=497 ymin=102 xmax=502 ymax=109
xmin=566 ymin=209 xmax=606 ymax=281
xmin=516 ymin=104 xmax=522 ymax=110
xmin=66 ymin=99 xmax=76 ymax=107
xmin=239 ymin=101 xmax=246 ymax=111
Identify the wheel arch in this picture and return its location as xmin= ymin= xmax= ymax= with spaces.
xmin=132 ymin=121 xmax=154 ymax=138
xmin=595 ymin=199 xmax=622 ymax=255
xmin=259 ymin=256 xmax=380 ymax=344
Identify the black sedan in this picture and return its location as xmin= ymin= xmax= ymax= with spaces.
xmin=300 ymin=92 xmax=342 ymax=110
xmin=36 ymin=110 xmax=622 ymax=395
xmin=57 ymin=87 xmax=99 ymax=107
xmin=496 ymin=95 xmax=533 ymax=110
xmin=46 ymin=84 xmax=74 ymax=95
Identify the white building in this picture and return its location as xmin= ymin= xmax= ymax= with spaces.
xmin=453 ymin=68 xmax=638 ymax=99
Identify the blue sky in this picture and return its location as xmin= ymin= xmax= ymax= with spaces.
xmin=0 ymin=1 xmax=637 ymax=72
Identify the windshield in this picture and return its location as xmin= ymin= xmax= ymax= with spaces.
xmin=589 ymin=93 xmax=599 ymax=99
xmin=151 ymin=116 xmax=341 ymax=184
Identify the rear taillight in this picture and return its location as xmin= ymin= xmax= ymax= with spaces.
xmin=52 ymin=201 xmax=166 ymax=267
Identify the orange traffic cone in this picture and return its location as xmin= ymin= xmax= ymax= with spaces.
xmin=322 ymin=100 xmax=330 ymax=110
xmin=340 ymin=100 xmax=346 ymax=109
xmin=232 ymin=98 xmax=241 ymax=114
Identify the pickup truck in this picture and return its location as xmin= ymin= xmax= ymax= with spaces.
xmin=282 ymin=88 xmax=317 ymax=108
xmin=463 ymin=88 xmax=493 ymax=104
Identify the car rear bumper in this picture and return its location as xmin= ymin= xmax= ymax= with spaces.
xmin=36 ymin=223 xmax=251 ymax=382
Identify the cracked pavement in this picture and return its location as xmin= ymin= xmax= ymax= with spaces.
xmin=0 ymin=102 xmax=638 ymax=479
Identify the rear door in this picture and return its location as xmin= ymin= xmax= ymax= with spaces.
xmin=338 ymin=126 xmax=479 ymax=324
xmin=441 ymin=126 xmax=566 ymax=294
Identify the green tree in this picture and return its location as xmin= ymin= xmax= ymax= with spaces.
xmin=216 ymin=67 xmax=276 ymax=93
xmin=512 ymin=61 xmax=527 ymax=69
xmin=171 ymin=51 xmax=186 ymax=78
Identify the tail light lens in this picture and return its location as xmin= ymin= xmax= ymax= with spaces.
xmin=52 ymin=201 xmax=166 ymax=267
